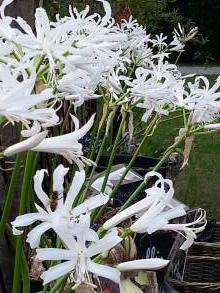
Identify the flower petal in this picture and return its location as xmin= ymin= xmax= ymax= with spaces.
xmin=27 ymin=222 xmax=52 ymax=249
xmin=41 ymin=260 xmax=76 ymax=285
xmin=53 ymin=164 xmax=69 ymax=195
xmin=87 ymin=231 xmax=122 ymax=257
xmin=64 ymin=170 xmax=85 ymax=211
xmin=11 ymin=213 xmax=42 ymax=228
xmin=72 ymin=193 xmax=109 ymax=217
xmin=37 ymin=248 xmax=77 ymax=261
xmin=117 ymin=259 xmax=170 ymax=272
xmin=87 ymin=260 xmax=120 ymax=284
xmin=34 ymin=169 xmax=50 ymax=207
xmin=103 ymin=196 xmax=155 ymax=230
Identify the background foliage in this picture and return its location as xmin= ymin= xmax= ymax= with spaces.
xmin=40 ymin=0 xmax=220 ymax=64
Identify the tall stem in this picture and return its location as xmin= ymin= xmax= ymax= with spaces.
xmin=86 ymin=103 xmax=109 ymax=165
xmin=0 ymin=154 xmax=22 ymax=238
xmin=110 ymin=115 xmax=159 ymax=200
xmin=100 ymin=111 xmax=127 ymax=193
xmin=119 ymin=139 xmax=184 ymax=211
xmin=92 ymin=112 xmax=127 ymax=222
xmin=77 ymin=134 xmax=108 ymax=205
xmin=92 ymin=115 xmax=160 ymax=223
xmin=12 ymin=152 xmax=36 ymax=293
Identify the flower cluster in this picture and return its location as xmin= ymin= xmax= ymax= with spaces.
xmin=0 ymin=0 xmax=218 ymax=291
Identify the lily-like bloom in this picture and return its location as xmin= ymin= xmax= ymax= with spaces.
xmin=103 ymin=171 xmax=183 ymax=230
xmin=11 ymin=164 xmax=109 ymax=248
xmin=185 ymin=76 xmax=220 ymax=124
xmin=58 ymin=69 xmax=100 ymax=109
xmin=32 ymin=114 xmax=95 ymax=169
xmin=158 ymin=208 xmax=207 ymax=250
xmin=36 ymin=215 xmax=122 ymax=287
xmin=170 ymin=23 xmax=198 ymax=52
xmin=127 ymin=57 xmax=181 ymax=122
xmin=0 ymin=66 xmax=58 ymax=127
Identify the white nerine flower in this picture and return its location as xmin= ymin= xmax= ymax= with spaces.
xmin=185 ymin=76 xmax=220 ymax=124
xmin=160 ymin=209 xmax=207 ymax=250
xmin=58 ymin=69 xmax=100 ymax=109
xmin=37 ymin=215 xmax=121 ymax=287
xmin=170 ymin=23 xmax=198 ymax=52
xmin=32 ymin=114 xmax=95 ymax=169
xmin=103 ymin=171 xmax=180 ymax=230
xmin=11 ymin=165 xmax=109 ymax=248
xmin=0 ymin=66 xmax=58 ymax=126
xmin=3 ymin=131 xmax=48 ymax=157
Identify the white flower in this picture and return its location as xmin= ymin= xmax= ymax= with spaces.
xmin=103 ymin=171 xmax=183 ymax=230
xmin=185 ymin=76 xmax=220 ymax=124
xmin=159 ymin=209 xmax=207 ymax=250
xmin=3 ymin=131 xmax=48 ymax=157
xmin=32 ymin=114 xmax=95 ymax=168
xmin=127 ymin=56 xmax=182 ymax=121
xmin=13 ymin=8 xmax=63 ymax=73
xmin=152 ymin=33 xmax=168 ymax=50
xmin=0 ymin=66 xmax=58 ymax=127
xmin=120 ymin=16 xmax=152 ymax=63
xmin=11 ymin=164 xmax=109 ymax=248
xmin=37 ymin=215 xmax=121 ymax=287
xmin=170 ymin=23 xmax=198 ymax=52
xmin=58 ymin=69 xmax=100 ymax=109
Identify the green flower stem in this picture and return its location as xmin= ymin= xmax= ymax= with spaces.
xmin=12 ymin=151 xmax=36 ymax=293
xmin=50 ymin=275 xmax=68 ymax=293
xmin=77 ymin=133 xmax=108 ymax=205
xmin=109 ymin=115 xmax=159 ymax=200
xmin=92 ymin=112 xmax=127 ymax=222
xmin=119 ymin=139 xmax=184 ymax=211
xmin=100 ymin=111 xmax=127 ymax=193
xmin=49 ymin=102 xmax=72 ymax=192
xmin=60 ymin=102 xmax=72 ymax=135
xmin=92 ymin=115 xmax=160 ymax=223
xmin=0 ymin=154 xmax=22 ymax=238
xmin=86 ymin=103 xmax=109 ymax=165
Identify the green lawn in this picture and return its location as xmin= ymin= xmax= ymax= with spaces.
xmin=140 ymin=104 xmax=220 ymax=220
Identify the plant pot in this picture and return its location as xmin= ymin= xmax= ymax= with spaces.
xmin=97 ymin=155 xmax=167 ymax=207
xmin=30 ymin=280 xmax=43 ymax=293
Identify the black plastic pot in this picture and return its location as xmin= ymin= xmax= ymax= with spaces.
xmin=97 ymin=155 xmax=168 ymax=208
xmin=30 ymin=280 xmax=43 ymax=293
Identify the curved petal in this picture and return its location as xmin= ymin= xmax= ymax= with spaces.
xmin=53 ymin=164 xmax=69 ymax=194
xmin=103 ymin=196 xmax=155 ymax=230
xmin=36 ymin=248 xmax=77 ymax=261
xmin=53 ymin=224 xmax=77 ymax=249
xmin=27 ymin=222 xmax=52 ymax=248
xmin=72 ymin=193 xmax=109 ymax=217
xmin=64 ymin=170 xmax=85 ymax=212
xmin=87 ymin=232 xmax=122 ymax=257
xmin=41 ymin=260 xmax=76 ymax=285
xmin=117 ymin=259 xmax=170 ymax=272
xmin=72 ymin=114 xmax=95 ymax=141
xmin=11 ymin=213 xmax=42 ymax=228
xmin=87 ymin=260 xmax=120 ymax=284
xmin=53 ymin=164 xmax=69 ymax=209
xmin=34 ymin=169 xmax=50 ymax=207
